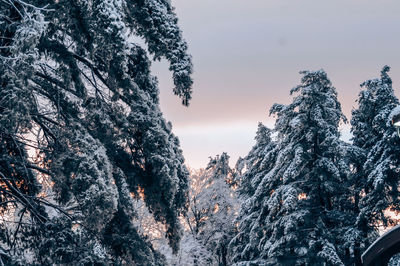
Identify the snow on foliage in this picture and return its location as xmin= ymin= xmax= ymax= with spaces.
xmin=0 ymin=0 xmax=193 ymax=264
xmin=2 ymin=1 xmax=400 ymax=264
xmin=230 ymin=70 xmax=353 ymax=265
xmin=182 ymin=155 xmax=239 ymax=265
xmin=350 ymin=66 xmax=400 ymax=264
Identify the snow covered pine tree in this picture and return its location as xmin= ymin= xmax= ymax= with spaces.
xmin=229 ymin=123 xmax=277 ymax=263
xmin=0 ymin=0 xmax=192 ymax=264
xmin=230 ymin=70 xmax=352 ymax=265
xmin=351 ymin=66 xmax=400 ymax=263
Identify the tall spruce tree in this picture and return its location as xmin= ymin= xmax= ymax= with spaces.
xmin=229 ymin=123 xmax=277 ymax=263
xmin=237 ymin=123 xmax=277 ymax=197
xmin=348 ymin=66 xmax=399 ymax=264
xmin=352 ymin=66 xmax=400 ymax=247
xmin=0 ymin=0 xmax=192 ymax=264
xmin=230 ymin=70 xmax=351 ymax=265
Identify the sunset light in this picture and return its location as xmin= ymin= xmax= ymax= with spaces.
xmin=1 ymin=0 xmax=400 ymax=265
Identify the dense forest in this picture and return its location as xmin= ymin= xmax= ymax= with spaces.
xmin=1 ymin=0 xmax=400 ymax=265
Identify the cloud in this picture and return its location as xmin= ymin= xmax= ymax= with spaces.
xmin=152 ymin=0 xmax=400 ymax=168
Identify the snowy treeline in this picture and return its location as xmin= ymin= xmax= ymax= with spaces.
xmin=134 ymin=67 xmax=400 ymax=266
xmin=227 ymin=68 xmax=395 ymax=266
xmin=1 ymin=0 xmax=400 ymax=266
xmin=227 ymin=67 xmax=400 ymax=266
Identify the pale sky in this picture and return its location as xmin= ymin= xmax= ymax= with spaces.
xmin=152 ymin=0 xmax=400 ymax=169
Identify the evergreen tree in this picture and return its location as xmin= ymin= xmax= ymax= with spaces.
xmin=237 ymin=123 xmax=277 ymax=197
xmin=351 ymin=66 xmax=400 ymax=252
xmin=351 ymin=66 xmax=396 ymax=150
xmin=230 ymin=70 xmax=351 ymax=265
xmin=0 ymin=0 xmax=192 ymax=264
xmin=229 ymin=123 xmax=277 ymax=263
xmin=348 ymin=66 xmax=399 ymax=264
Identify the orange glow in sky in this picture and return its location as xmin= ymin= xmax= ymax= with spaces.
xmin=153 ymin=0 xmax=400 ymax=169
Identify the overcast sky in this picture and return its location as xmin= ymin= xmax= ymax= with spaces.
xmin=152 ymin=0 xmax=400 ymax=169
